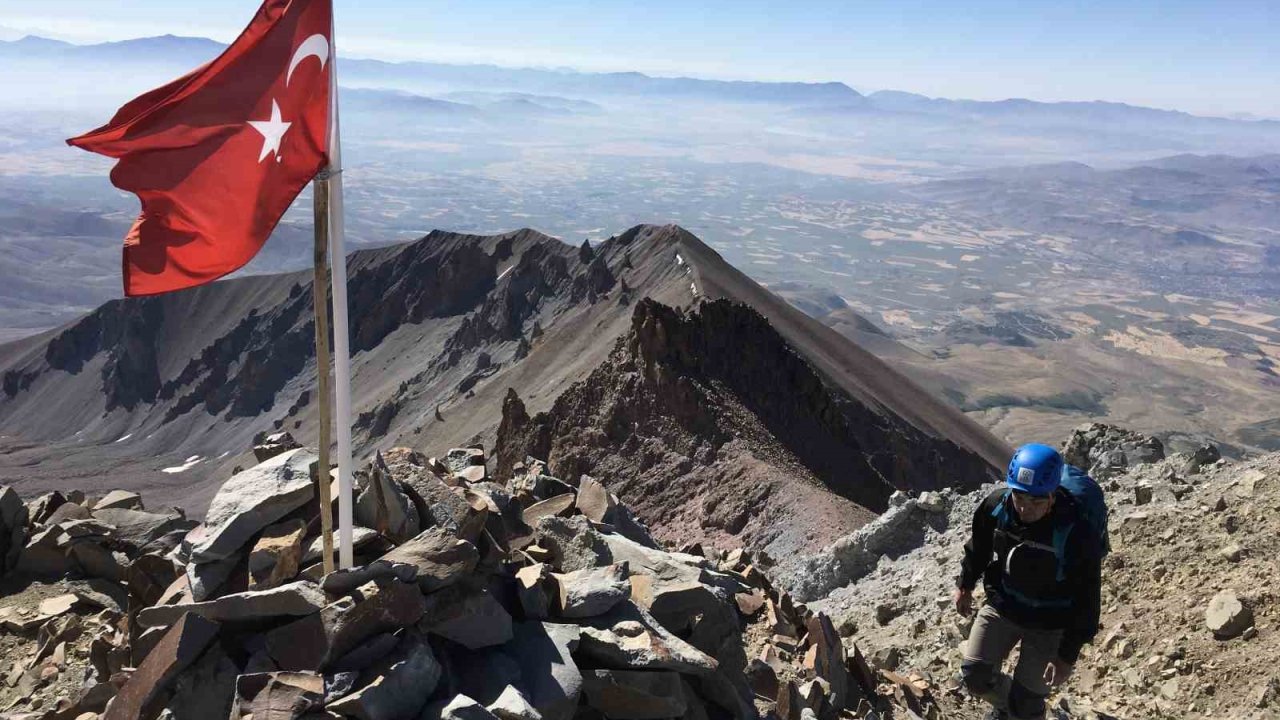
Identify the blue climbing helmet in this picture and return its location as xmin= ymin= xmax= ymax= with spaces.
xmin=1006 ymin=443 xmax=1063 ymax=496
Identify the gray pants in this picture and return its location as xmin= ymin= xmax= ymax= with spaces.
xmin=960 ymin=604 xmax=1063 ymax=720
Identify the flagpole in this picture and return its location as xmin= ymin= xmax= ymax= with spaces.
xmin=311 ymin=173 xmax=336 ymax=576
xmin=327 ymin=11 xmax=356 ymax=569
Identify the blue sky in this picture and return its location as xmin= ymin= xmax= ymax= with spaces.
xmin=3 ymin=0 xmax=1277 ymax=117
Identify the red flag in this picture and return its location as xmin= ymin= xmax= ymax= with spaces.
xmin=67 ymin=0 xmax=332 ymax=296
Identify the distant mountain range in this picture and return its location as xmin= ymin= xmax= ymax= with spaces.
xmin=3 ymin=33 xmax=1274 ymax=125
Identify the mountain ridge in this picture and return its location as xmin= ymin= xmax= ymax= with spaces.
xmin=0 ymin=223 xmax=1005 ymax=560
xmin=2 ymin=33 xmax=1271 ymax=123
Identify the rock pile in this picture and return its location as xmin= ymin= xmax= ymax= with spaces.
xmin=1062 ymin=423 xmax=1165 ymax=480
xmin=0 ymin=436 xmax=943 ymax=720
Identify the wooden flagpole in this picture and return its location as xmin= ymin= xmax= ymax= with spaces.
xmin=311 ymin=172 xmax=336 ymax=576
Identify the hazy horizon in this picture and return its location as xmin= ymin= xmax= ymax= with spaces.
xmin=3 ymin=0 xmax=1278 ymax=119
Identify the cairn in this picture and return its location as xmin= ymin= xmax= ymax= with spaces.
xmin=0 ymin=434 xmax=944 ymax=720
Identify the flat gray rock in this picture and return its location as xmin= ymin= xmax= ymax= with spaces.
xmin=185 ymin=449 xmax=317 ymax=564
xmin=137 ymin=580 xmax=327 ymax=628
xmin=96 ymin=490 xmax=144 ymax=511
xmin=328 ymin=634 xmax=440 ymax=720
xmin=575 ymin=601 xmax=717 ymax=675
xmin=555 ymin=563 xmax=630 ymax=619
xmin=379 ymin=526 xmax=478 ymax=593
xmin=500 ymin=622 xmax=581 ymax=720
xmin=420 ymin=582 xmax=512 ymax=649
xmin=581 ymin=670 xmax=687 ymax=720
xmin=267 ymin=578 xmax=426 ymax=672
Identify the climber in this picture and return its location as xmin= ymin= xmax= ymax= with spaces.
xmin=952 ymin=443 xmax=1105 ymax=720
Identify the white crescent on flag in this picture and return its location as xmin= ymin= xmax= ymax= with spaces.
xmin=286 ymin=33 xmax=330 ymax=87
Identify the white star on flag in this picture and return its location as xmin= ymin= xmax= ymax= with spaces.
xmin=248 ymin=98 xmax=291 ymax=163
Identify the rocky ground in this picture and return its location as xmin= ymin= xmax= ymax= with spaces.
xmin=0 ymin=432 xmax=945 ymax=720
xmin=0 ymin=423 xmax=1275 ymax=720
xmin=806 ymin=424 xmax=1280 ymax=719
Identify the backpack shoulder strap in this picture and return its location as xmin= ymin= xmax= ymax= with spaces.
xmin=990 ymin=489 xmax=1012 ymax=526
xmin=1050 ymin=522 xmax=1074 ymax=582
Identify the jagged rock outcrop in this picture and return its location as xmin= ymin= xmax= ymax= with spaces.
xmin=1063 ymin=422 xmax=1165 ymax=479
xmin=496 ymin=297 xmax=997 ymax=563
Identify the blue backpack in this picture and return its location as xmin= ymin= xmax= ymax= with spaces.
xmin=993 ymin=464 xmax=1110 ymax=583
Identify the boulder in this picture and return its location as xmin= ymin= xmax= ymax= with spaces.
xmin=1134 ymin=485 xmax=1153 ymax=506
xmin=249 ymin=519 xmax=307 ymax=590
xmin=92 ymin=508 xmax=191 ymax=553
xmin=0 ymin=486 xmax=30 ymax=574
xmin=233 ymin=672 xmax=325 ymax=720
xmin=500 ymin=622 xmax=582 ymax=720
xmin=487 ymin=686 xmax=543 ymax=720
xmin=1206 ymin=590 xmax=1254 ymax=640
xmin=254 ymin=431 xmax=303 ymax=463
xmin=186 ymin=552 xmax=243 ymax=602
xmin=397 ymin=471 xmax=472 ymax=536
xmin=27 ymin=491 xmax=67 ymax=526
xmin=420 ymin=581 xmax=513 ymax=649
xmin=330 ymin=632 xmax=401 ymax=674
xmin=67 ymin=540 xmax=128 ymax=582
xmin=103 ymin=614 xmax=220 ymax=720
xmin=302 ymin=526 xmax=379 ymax=564
xmin=267 ymin=578 xmax=426 ymax=671
xmin=320 ymin=561 xmax=419 ymax=595
xmin=1183 ymin=444 xmax=1221 ymax=475
xmin=1062 ymin=423 xmax=1164 ymax=478
xmin=185 ymin=449 xmax=317 ymax=563
xmin=515 ymin=564 xmax=553 ymax=620
xmin=805 ymin=614 xmax=851 ymax=708
xmin=45 ymin=502 xmax=91 ymax=525
xmin=581 ymin=670 xmax=687 ymax=720
xmin=573 ymin=476 xmax=615 ymax=524
xmin=17 ymin=527 xmax=74 ymax=577
xmin=444 ymin=448 xmax=486 ymax=474
xmin=355 ymin=452 xmax=420 ymax=544
xmin=60 ymin=518 xmax=115 ymax=540
xmin=95 ymin=490 xmax=144 ymax=511
xmin=327 ymin=633 xmax=441 ymax=720
xmin=554 ymin=563 xmax=630 ymax=619
xmin=534 ymin=516 xmax=613 ymax=573
xmin=575 ymin=601 xmax=717 ymax=675
xmin=522 ymin=494 xmax=576 ymax=527
xmin=164 ymin=643 xmax=239 ymax=720
xmin=378 ymin=526 xmax=479 ymax=592
xmin=441 ymin=694 xmax=500 ymax=720
xmin=136 ymin=580 xmax=327 ymax=628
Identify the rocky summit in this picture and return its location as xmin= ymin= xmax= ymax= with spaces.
xmin=0 ymin=436 xmax=924 ymax=720
xmin=0 ymin=422 xmax=1275 ymax=720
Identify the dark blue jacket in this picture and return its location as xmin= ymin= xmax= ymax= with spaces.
xmin=959 ymin=487 xmax=1103 ymax=663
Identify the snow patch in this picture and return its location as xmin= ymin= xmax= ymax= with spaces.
xmin=162 ymin=456 xmax=204 ymax=474
xmin=675 ymin=253 xmax=684 ymax=266
xmin=114 ymin=433 xmax=133 ymax=443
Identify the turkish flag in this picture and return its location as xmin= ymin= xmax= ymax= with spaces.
xmin=67 ymin=0 xmax=332 ymax=296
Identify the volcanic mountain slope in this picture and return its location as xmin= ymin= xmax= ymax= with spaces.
xmin=0 ymin=224 xmax=1006 ymax=559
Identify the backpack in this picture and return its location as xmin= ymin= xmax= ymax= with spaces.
xmin=992 ymin=464 xmax=1109 ymax=583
